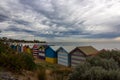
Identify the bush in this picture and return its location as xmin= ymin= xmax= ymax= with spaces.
xmin=0 ymin=41 xmax=36 ymax=72
xmin=0 ymin=53 xmax=36 ymax=72
xmin=87 ymin=57 xmax=119 ymax=70
xmin=68 ymin=66 xmax=120 ymax=80
xmin=0 ymin=41 xmax=15 ymax=54
xmin=68 ymin=50 xmax=120 ymax=80
xmin=20 ymin=53 xmax=36 ymax=71
xmin=68 ymin=62 xmax=91 ymax=80
xmin=81 ymin=67 xmax=107 ymax=80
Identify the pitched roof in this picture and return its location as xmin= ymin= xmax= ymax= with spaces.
xmin=77 ymin=46 xmax=98 ymax=56
xmin=29 ymin=45 xmax=34 ymax=49
xmin=50 ymin=46 xmax=60 ymax=51
xmin=61 ymin=46 xmax=76 ymax=53
xmin=33 ymin=44 xmax=39 ymax=49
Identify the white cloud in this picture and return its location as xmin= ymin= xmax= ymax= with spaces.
xmin=0 ymin=0 xmax=120 ymax=41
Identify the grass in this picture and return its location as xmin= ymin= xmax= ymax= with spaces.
xmin=0 ymin=41 xmax=71 ymax=80
xmin=35 ymin=58 xmax=72 ymax=80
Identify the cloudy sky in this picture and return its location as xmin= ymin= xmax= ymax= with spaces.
xmin=0 ymin=0 xmax=120 ymax=42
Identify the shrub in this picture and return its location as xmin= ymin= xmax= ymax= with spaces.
xmin=20 ymin=53 xmax=36 ymax=71
xmin=68 ymin=62 xmax=91 ymax=80
xmin=68 ymin=50 xmax=120 ymax=80
xmin=87 ymin=57 xmax=119 ymax=70
xmin=0 ymin=41 xmax=36 ymax=72
xmin=0 ymin=53 xmax=36 ymax=72
xmin=81 ymin=67 xmax=107 ymax=80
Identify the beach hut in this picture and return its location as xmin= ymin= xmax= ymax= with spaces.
xmin=29 ymin=44 xmax=34 ymax=49
xmin=23 ymin=45 xmax=27 ymax=53
xmin=17 ymin=44 xmax=22 ymax=53
xmin=26 ymin=46 xmax=32 ymax=54
xmin=45 ymin=46 xmax=60 ymax=64
xmin=57 ymin=46 xmax=75 ymax=67
xmin=10 ymin=44 xmax=15 ymax=50
xmin=10 ymin=44 xmax=17 ymax=51
xmin=32 ymin=44 xmax=39 ymax=57
xmin=20 ymin=44 xmax=24 ymax=52
xmin=70 ymin=46 xmax=98 ymax=67
xmin=38 ymin=45 xmax=46 ymax=60
xmin=10 ymin=43 xmax=22 ymax=53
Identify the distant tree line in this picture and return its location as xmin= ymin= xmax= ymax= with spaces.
xmin=0 ymin=37 xmax=46 ymax=43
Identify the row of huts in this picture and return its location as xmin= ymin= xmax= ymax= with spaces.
xmin=10 ymin=43 xmax=98 ymax=67
xmin=10 ymin=44 xmax=32 ymax=54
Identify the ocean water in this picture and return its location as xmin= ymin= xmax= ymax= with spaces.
xmin=48 ymin=42 xmax=120 ymax=50
xmin=21 ymin=41 xmax=120 ymax=50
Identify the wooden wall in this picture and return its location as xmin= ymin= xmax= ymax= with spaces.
xmin=71 ymin=49 xmax=86 ymax=67
xmin=57 ymin=47 xmax=70 ymax=67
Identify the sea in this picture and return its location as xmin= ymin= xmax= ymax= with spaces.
xmin=21 ymin=41 xmax=120 ymax=50
xmin=47 ymin=42 xmax=120 ymax=50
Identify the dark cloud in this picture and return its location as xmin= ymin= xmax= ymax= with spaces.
xmin=5 ymin=25 xmax=56 ymax=38
xmin=0 ymin=14 xmax=9 ymax=22
xmin=0 ymin=0 xmax=120 ymax=40
xmin=86 ymin=32 xmax=120 ymax=39
xmin=13 ymin=19 xmax=31 ymax=26
xmin=19 ymin=0 xmax=77 ymax=27
xmin=5 ymin=25 xmax=33 ymax=33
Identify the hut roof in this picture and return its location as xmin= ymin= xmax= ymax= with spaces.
xmin=61 ymin=46 xmax=76 ymax=53
xmin=50 ymin=46 xmax=60 ymax=51
xmin=77 ymin=46 xmax=98 ymax=56
xmin=33 ymin=44 xmax=39 ymax=49
xmin=29 ymin=45 xmax=33 ymax=49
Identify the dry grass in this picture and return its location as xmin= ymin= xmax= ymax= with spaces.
xmin=34 ymin=57 xmax=72 ymax=80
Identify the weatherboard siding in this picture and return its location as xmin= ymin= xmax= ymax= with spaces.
xmin=71 ymin=57 xmax=86 ymax=62
xmin=58 ymin=59 xmax=69 ymax=65
xmin=17 ymin=45 xmax=22 ymax=53
xmin=58 ymin=52 xmax=68 ymax=56
xmin=58 ymin=57 xmax=68 ymax=63
xmin=33 ymin=49 xmax=39 ymax=56
xmin=58 ymin=61 xmax=69 ymax=66
xmin=45 ymin=46 xmax=58 ymax=63
xmin=45 ymin=57 xmax=57 ymax=63
xmin=38 ymin=53 xmax=45 ymax=56
xmin=58 ymin=56 xmax=68 ymax=60
xmin=45 ymin=47 xmax=57 ymax=58
xmin=38 ymin=46 xmax=46 ymax=60
xmin=72 ymin=59 xmax=85 ymax=63
xmin=26 ymin=48 xmax=32 ymax=54
xmin=71 ymin=56 xmax=86 ymax=60
xmin=58 ymin=54 xmax=68 ymax=58
xmin=71 ymin=49 xmax=86 ymax=67
xmin=71 ymin=59 xmax=85 ymax=67
xmin=38 ymin=51 xmax=45 ymax=60
xmin=57 ymin=48 xmax=70 ymax=67
xmin=32 ymin=44 xmax=39 ymax=56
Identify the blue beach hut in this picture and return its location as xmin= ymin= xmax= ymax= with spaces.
xmin=45 ymin=46 xmax=60 ymax=63
xmin=10 ymin=44 xmax=17 ymax=51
